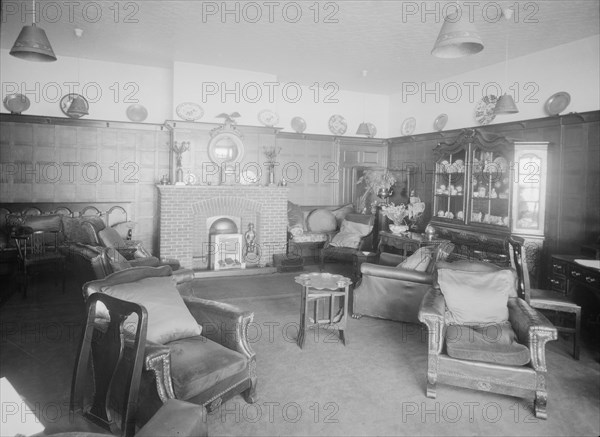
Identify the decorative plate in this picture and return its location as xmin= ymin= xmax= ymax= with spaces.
xmin=3 ymin=93 xmax=30 ymax=114
xmin=493 ymin=156 xmax=509 ymax=173
xmin=291 ymin=116 xmax=306 ymax=133
xmin=474 ymin=95 xmax=498 ymax=125
xmin=328 ymin=114 xmax=347 ymax=135
xmin=59 ymin=94 xmax=89 ymax=118
xmin=401 ymin=117 xmax=416 ymax=135
xmin=433 ymin=113 xmax=448 ymax=131
xmin=545 ymin=91 xmax=571 ymax=115
xmin=126 ymin=104 xmax=148 ymax=122
xmin=176 ymin=102 xmax=203 ymax=121
xmin=258 ymin=109 xmax=279 ymax=127
xmin=366 ymin=122 xmax=377 ymax=138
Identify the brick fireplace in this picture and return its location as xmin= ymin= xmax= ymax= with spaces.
xmin=157 ymin=185 xmax=288 ymax=270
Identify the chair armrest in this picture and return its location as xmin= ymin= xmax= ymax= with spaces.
xmin=418 ymin=287 xmax=446 ymax=355
xmin=136 ymin=399 xmax=207 ymax=437
xmin=129 ymin=257 xmax=161 ymax=268
xmin=361 ymin=263 xmax=432 ymax=284
xmin=183 ymin=296 xmax=255 ymax=360
xmin=508 ymin=298 xmax=557 ymax=372
xmin=144 ymin=340 xmax=176 ymax=402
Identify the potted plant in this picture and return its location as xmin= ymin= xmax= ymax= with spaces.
xmin=356 ymin=169 xmax=396 ymax=213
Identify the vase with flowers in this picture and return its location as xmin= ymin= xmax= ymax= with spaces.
xmin=263 ymin=145 xmax=281 ymax=186
xmin=356 ymin=169 xmax=396 ymax=213
xmin=381 ymin=202 xmax=424 ymax=234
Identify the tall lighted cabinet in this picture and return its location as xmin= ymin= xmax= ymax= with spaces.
xmin=431 ymin=129 xmax=548 ymax=285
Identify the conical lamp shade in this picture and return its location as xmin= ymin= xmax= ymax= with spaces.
xmin=10 ymin=24 xmax=57 ymax=62
xmin=67 ymin=96 xmax=89 ymax=117
xmin=356 ymin=122 xmax=370 ymax=136
xmin=494 ymin=94 xmax=519 ymax=114
xmin=432 ymin=13 xmax=484 ymax=58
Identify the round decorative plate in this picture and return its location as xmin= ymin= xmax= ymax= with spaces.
xmin=59 ymin=94 xmax=89 ymax=118
xmin=474 ymin=95 xmax=498 ymax=125
xmin=545 ymin=91 xmax=571 ymax=115
xmin=328 ymin=114 xmax=347 ymax=135
xmin=401 ymin=117 xmax=416 ymax=135
xmin=126 ymin=104 xmax=148 ymax=122
xmin=258 ymin=109 xmax=279 ymax=127
xmin=366 ymin=122 xmax=377 ymax=138
xmin=291 ymin=116 xmax=307 ymax=133
xmin=3 ymin=93 xmax=30 ymax=114
xmin=176 ymin=102 xmax=203 ymax=121
xmin=433 ymin=113 xmax=448 ymax=131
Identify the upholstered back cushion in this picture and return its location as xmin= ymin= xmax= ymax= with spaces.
xmin=331 ymin=203 xmax=355 ymax=227
xmin=306 ymin=208 xmax=337 ymax=233
xmin=438 ymin=268 xmax=517 ymax=325
xmin=398 ymin=247 xmax=433 ymax=272
xmin=329 ymin=219 xmax=372 ymax=249
xmin=62 ymin=217 xmax=103 ymax=244
xmin=101 ymin=276 xmax=202 ymax=344
xmin=99 ymin=227 xmax=127 ymax=249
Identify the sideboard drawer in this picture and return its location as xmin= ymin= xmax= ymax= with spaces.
xmin=552 ymin=259 xmax=567 ymax=276
xmin=548 ymin=275 xmax=567 ymax=293
xmin=568 ymin=265 xmax=600 ymax=288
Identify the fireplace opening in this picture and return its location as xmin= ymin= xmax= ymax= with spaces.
xmin=208 ymin=217 xmax=245 ymax=270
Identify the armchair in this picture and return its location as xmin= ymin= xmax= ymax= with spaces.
xmin=82 ymin=266 xmax=257 ymax=422
xmin=353 ymin=242 xmax=454 ymax=323
xmin=320 ymin=213 xmax=375 ymax=268
xmin=418 ymin=259 xmax=557 ymax=419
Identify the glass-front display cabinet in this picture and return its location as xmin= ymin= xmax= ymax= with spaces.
xmin=431 ymin=129 xmax=548 ymax=266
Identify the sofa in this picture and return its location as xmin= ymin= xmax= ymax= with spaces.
xmin=286 ymin=202 xmax=356 ymax=262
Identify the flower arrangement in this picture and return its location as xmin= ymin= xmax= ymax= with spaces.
xmin=263 ymin=145 xmax=281 ymax=166
xmin=381 ymin=202 xmax=412 ymax=225
xmin=356 ymin=169 xmax=396 ymax=213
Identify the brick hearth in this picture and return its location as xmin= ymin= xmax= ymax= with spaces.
xmin=157 ymin=185 xmax=288 ymax=269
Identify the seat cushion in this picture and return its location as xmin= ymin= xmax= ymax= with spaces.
xmin=306 ymin=209 xmax=337 ymax=233
xmin=445 ymin=322 xmax=531 ymax=366
xmin=331 ymin=203 xmax=354 ymax=227
xmin=167 ymin=336 xmax=248 ymax=400
xmin=291 ymin=232 xmax=329 ymax=243
xmin=101 ymin=276 xmax=202 ymax=344
xmin=438 ymin=268 xmax=517 ymax=325
xmin=329 ymin=219 xmax=372 ymax=249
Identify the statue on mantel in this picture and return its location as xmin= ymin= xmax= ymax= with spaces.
xmin=171 ymin=141 xmax=190 ymax=184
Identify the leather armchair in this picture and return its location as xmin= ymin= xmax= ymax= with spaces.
xmin=418 ymin=260 xmax=557 ymax=419
xmin=320 ymin=213 xmax=375 ymax=268
xmin=353 ymin=242 xmax=454 ymax=323
xmin=82 ymin=266 xmax=257 ymax=423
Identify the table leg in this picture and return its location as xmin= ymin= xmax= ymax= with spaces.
xmin=340 ymin=285 xmax=349 ymax=345
xmin=297 ymin=285 xmax=307 ymax=349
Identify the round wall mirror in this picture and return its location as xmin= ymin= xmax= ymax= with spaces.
xmin=208 ymin=132 xmax=244 ymax=165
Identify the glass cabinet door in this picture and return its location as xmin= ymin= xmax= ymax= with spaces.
xmin=433 ymin=148 xmax=467 ymax=223
xmin=469 ymin=147 xmax=511 ymax=228
xmin=511 ymin=143 xmax=548 ymax=236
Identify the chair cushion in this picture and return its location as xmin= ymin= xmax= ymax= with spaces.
xmin=167 ymin=335 xmax=248 ymax=400
xmin=445 ymin=322 xmax=530 ymax=366
xmin=329 ymin=219 xmax=371 ymax=249
xmin=306 ymin=209 xmax=337 ymax=233
xmin=438 ymin=268 xmax=517 ymax=325
xmin=331 ymin=203 xmax=355 ymax=227
xmin=398 ymin=247 xmax=433 ymax=272
xmin=291 ymin=232 xmax=329 ymax=243
xmin=98 ymin=227 xmax=127 ymax=249
xmin=101 ymin=276 xmax=202 ymax=344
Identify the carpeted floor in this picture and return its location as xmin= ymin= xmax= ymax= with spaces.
xmin=1 ymin=266 xmax=599 ymax=436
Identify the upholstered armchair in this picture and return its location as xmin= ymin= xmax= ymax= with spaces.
xmin=82 ymin=266 xmax=257 ymax=422
xmin=418 ymin=259 xmax=557 ymax=419
xmin=353 ymin=242 xmax=454 ymax=323
xmin=320 ymin=213 xmax=375 ymax=268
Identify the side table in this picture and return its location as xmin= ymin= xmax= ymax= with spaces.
xmin=377 ymin=231 xmax=450 ymax=258
xmin=295 ymin=273 xmax=352 ymax=349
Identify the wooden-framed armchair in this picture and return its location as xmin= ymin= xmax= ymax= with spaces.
xmin=418 ymin=254 xmax=558 ymax=419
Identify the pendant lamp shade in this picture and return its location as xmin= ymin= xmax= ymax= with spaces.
xmin=67 ymin=96 xmax=89 ymax=117
xmin=494 ymin=93 xmax=519 ymax=114
xmin=432 ymin=13 xmax=484 ymax=58
xmin=356 ymin=122 xmax=371 ymax=136
xmin=10 ymin=23 xmax=57 ymax=62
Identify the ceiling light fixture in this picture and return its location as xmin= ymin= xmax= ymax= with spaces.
xmin=431 ymin=12 xmax=484 ymax=58
xmin=10 ymin=0 xmax=57 ymax=62
xmin=495 ymin=8 xmax=519 ymax=114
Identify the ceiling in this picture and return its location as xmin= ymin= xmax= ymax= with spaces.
xmin=1 ymin=0 xmax=599 ymax=94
